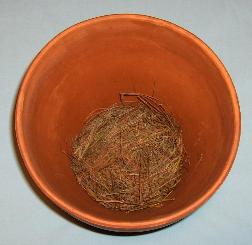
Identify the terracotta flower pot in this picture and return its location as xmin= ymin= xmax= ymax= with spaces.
xmin=15 ymin=14 xmax=240 ymax=232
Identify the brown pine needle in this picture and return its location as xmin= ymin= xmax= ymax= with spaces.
xmin=71 ymin=93 xmax=185 ymax=211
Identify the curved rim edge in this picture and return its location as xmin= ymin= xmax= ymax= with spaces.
xmin=15 ymin=14 xmax=241 ymax=232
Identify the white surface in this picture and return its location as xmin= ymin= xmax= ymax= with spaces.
xmin=0 ymin=0 xmax=252 ymax=244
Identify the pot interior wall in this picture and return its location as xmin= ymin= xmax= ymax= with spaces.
xmin=20 ymin=17 xmax=235 ymax=224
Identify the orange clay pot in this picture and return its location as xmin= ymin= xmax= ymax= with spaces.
xmin=15 ymin=14 xmax=240 ymax=232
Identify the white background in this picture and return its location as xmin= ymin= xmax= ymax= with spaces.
xmin=0 ymin=0 xmax=251 ymax=244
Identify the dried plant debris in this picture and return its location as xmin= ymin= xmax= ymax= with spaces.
xmin=71 ymin=93 xmax=184 ymax=211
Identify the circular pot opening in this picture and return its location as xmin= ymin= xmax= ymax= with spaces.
xmin=15 ymin=15 xmax=240 ymax=232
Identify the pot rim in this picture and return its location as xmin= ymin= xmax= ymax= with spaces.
xmin=15 ymin=14 xmax=241 ymax=232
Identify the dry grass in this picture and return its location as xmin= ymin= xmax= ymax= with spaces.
xmin=71 ymin=93 xmax=184 ymax=211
